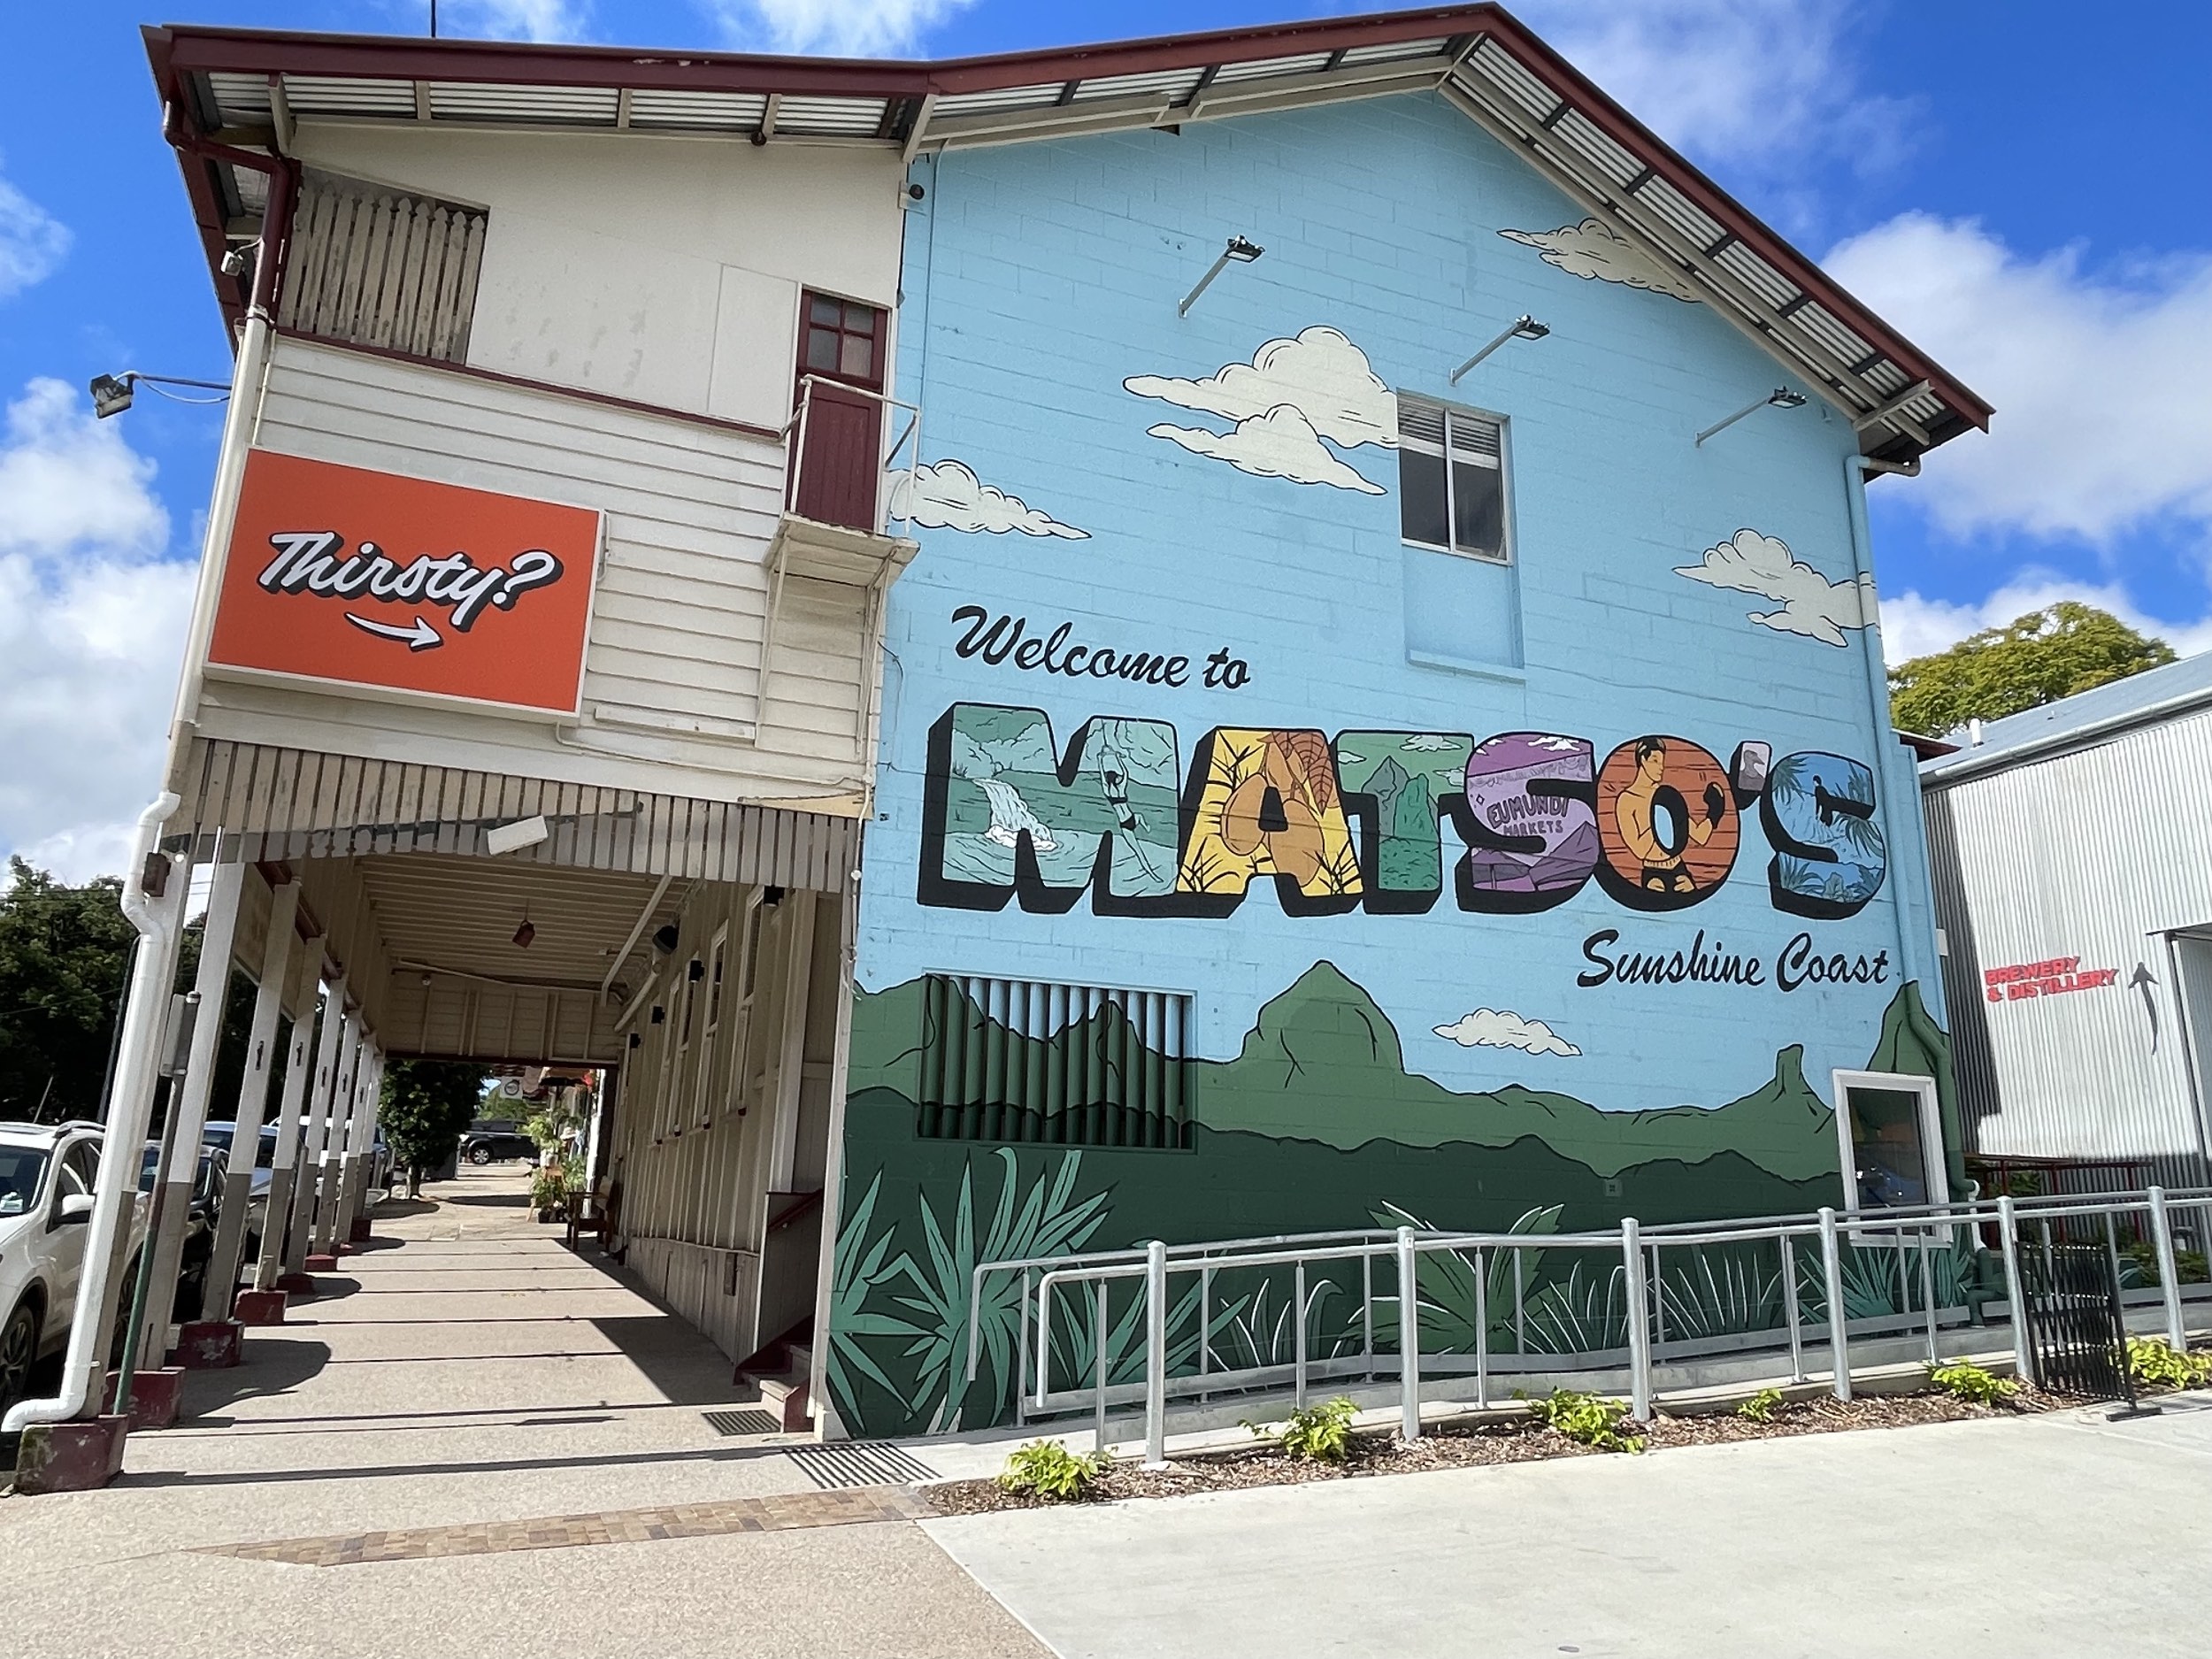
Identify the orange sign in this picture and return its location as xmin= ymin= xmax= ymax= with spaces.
xmin=207 ymin=450 xmax=602 ymax=717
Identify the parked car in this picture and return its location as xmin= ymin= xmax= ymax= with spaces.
xmin=0 ymin=1121 xmax=146 ymax=1416
xmin=458 ymin=1121 xmax=538 ymax=1166
xmin=137 ymin=1141 xmax=266 ymax=1322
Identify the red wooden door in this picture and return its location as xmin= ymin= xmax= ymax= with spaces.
xmin=792 ymin=293 xmax=884 ymax=534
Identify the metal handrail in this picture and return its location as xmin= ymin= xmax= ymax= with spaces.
xmin=974 ymin=1184 xmax=2212 ymax=1466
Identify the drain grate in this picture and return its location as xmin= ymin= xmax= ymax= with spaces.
xmin=703 ymin=1409 xmax=783 ymax=1438
xmin=784 ymin=1440 xmax=936 ymax=1489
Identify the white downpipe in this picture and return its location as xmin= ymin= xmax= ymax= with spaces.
xmin=161 ymin=311 xmax=273 ymax=794
xmin=4 ymin=795 xmax=184 ymax=1433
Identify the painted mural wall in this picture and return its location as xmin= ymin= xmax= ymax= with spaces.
xmin=833 ymin=93 xmax=1954 ymax=1437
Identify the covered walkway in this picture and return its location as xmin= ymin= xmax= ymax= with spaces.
xmin=0 ymin=1166 xmax=1040 ymax=1659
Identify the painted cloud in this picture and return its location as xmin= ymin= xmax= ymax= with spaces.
xmin=1674 ymin=529 xmax=1876 ymax=649
xmin=1146 ymin=404 xmax=1386 ymax=495
xmin=1126 ymin=326 xmax=1397 ymax=449
xmin=1433 ymin=1009 xmax=1581 ymax=1058
xmin=887 ymin=459 xmax=1088 ymax=539
xmin=1498 ymin=219 xmax=1701 ymax=303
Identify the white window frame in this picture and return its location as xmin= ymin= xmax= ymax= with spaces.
xmin=696 ymin=923 xmax=729 ymax=1130
xmin=1396 ymin=392 xmax=1513 ymax=566
xmin=1831 ymin=1068 xmax=1946 ymax=1224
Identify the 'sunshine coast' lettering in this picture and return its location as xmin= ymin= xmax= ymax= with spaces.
xmin=921 ymin=701 xmax=1889 ymax=923
xmin=257 ymin=530 xmax=565 ymax=632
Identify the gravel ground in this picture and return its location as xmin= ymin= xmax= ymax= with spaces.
xmin=926 ymin=1385 xmax=2072 ymax=1515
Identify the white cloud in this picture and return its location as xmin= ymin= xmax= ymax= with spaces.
xmin=697 ymin=0 xmax=978 ymax=54
xmin=1513 ymin=0 xmax=1906 ymax=178
xmin=1675 ymin=528 xmax=1875 ymax=648
xmin=1148 ymin=405 xmax=1386 ymax=495
xmin=0 ymin=380 xmax=189 ymax=884
xmin=1499 ymin=220 xmax=1700 ymax=303
xmin=0 ymin=162 xmax=69 ymax=301
xmin=888 ymin=459 xmax=1087 ymax=538
xmin=1878 ymin=575 xmax=2212 ymax=669
xmin=0 ymin=380 xmax=169 ymax=558
xmin=1433 ymin=1008 xmax=1581 ymax=1058
xmin=437 ymin=0 xmax=590 ymax=40
xmin=1125 ymin=326 xmax=1396 ymax=450
xmin=1825 ymin=213 xmax=2212 ymax=546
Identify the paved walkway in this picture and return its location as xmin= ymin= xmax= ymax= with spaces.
xmin=927 ymin=1394 xmax=2212 ymax=1658
xmin=0 ymin=1165 xmax=1041 ymax=1659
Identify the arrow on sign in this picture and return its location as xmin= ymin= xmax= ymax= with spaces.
xmin=2130 ymin=961 xmax=2160 ymax=1054
xmin=345 ymin=613 xmax=443 ymax=651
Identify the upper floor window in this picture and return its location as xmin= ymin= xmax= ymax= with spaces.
xmin=1398 ymin=395 xmax=1509 ymax=564
xmin=801 ymin=293 xmax=884 ymax=390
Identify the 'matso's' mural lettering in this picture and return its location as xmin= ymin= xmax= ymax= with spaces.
xmin=920 ymin=702 xmax=1888 ymax=920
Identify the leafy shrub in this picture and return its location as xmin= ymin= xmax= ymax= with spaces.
xmin=2126 ymin=1337 xmax=2212 ymax=1391
xmin=1930 ymin=1362 xmax=2016 ymax=1406
xmin=1737 ymin=1386 xmax=1785 ymax=1425
xmin=1519 ymin=1388 xmax=1645 ymax=1454
xmin=998 ymin=1440 xmax=1112 ymax=1502
xmin=1248 ymin=1396 xmax=1358 ymax=1463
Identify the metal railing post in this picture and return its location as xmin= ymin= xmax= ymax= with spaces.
xmin=1621 ymin=1217 xmax=1652 ymax=1422
xmin=1199 ymin=1263 xmax=1214 ymax=1400
xmin=1819 ymin=1206 xmax=1851 ymax=1402
xmin=1293 ymin=1260 xmax=1309 ymax=1409
xmin=1918 ymin=1228 xmax=1939 ymax=1365
xmin=1781 ymin=1233 xmax=1805 ymax=1384
xmin=1361 ymin=1251 xmax=1374 ymax=1375
xmin=1396 ymin=1226 xmax=1420 ymax=1440
xmin=1093 ymin=1279 xmax=1109 ymax=1455
xmin=1144 ymin=1240 xmax=1167 ymax=1469
xmin=2149 ymin=1186 xmax=2186 ymax=1351
xmin=1474 ymin=1248 xmax=1489 ymax=1409
xmin=1998 ymin=1194 xmax=2035 ymax=1388
xmin=1015 ymin=1266 xmax=1031 ymax=1426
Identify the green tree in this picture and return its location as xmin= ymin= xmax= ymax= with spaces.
xmin=0 ymin=860 xmax=139 ymax=1120
xmin=379 ymin=1059 xmax=488 ymax=1197
xmin=1889 ymin=602 xmax=2176 ymax=736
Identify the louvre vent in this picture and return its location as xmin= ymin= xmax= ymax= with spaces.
xmin=918 ymin=975 xmax=1194 ymax=1149
xmin=279 ymin=169 xmax=488 ymax=363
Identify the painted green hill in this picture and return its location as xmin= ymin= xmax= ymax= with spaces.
xmin=847 ymin=961 xmax=1949 ymax=1188
xmin=1202 ymin=960 xmax=1839 ymax=1180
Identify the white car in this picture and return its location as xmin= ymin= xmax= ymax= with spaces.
xmin=0 ymin=1121 xmax=136 ymax=1416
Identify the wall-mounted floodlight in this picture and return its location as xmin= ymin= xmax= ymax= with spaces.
xmin=1695 ymin=387 xmax=1808 ymax=447
xmin=88 ymin=370 xmax=232 ymax=419
xmin=1449 ymin=315 xmax=1549 ymax=384
xmin=1179 ymin=234 xmax=1265 ymax=317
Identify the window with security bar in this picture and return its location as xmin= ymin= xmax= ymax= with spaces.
xmin=918 ymin=976 xmax=1194 ymax=1150
xmin=1398 ymin=394 xmax=1509 ymax=563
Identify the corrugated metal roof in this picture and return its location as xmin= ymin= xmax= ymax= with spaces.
xmin=1922 ymin=651 xmax=2212 ymax=783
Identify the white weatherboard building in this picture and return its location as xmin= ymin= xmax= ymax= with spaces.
xmin=1922 ymin=653 xmax=2212 ymax=1195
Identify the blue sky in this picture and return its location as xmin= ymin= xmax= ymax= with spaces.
xmin=3 ymin=0 xmax=2208 ymax=877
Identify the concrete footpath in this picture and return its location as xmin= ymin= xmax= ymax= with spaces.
xmin=7 ymin=1168 xmax=2207 ymax=1659
xmin=0 ymin=1166 xmax=1040 ymax=1659
xmin=927 ymin=1395 xmax=2212 ymax=1659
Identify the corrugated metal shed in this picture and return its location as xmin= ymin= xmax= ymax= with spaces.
xmin=1922 ymin=657 xmax=2212 ymax=1187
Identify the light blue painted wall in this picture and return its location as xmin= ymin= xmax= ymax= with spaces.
xmin=861 ymin=90 xmax=1939 ymax=1118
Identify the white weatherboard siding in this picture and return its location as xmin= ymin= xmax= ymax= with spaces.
xmin=201 ymin=335 xmax=874 ymax=805
xmin=285 ymin=123 xmax=903 ymax=426
xmin=1927 ymin=707 xmax=2212 ymax=1168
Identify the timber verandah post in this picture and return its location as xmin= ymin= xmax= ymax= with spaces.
xmin=282 ymin=973 xmax=349 ymax=1276
xmin=204 ymin=879 xmax=298 ymax=1312
xmin=254 ymin=937 xmax=326 ymax=1291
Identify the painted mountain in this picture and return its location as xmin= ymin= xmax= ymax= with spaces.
xmin=830 ymin=962 xmax=1957 ymax=1435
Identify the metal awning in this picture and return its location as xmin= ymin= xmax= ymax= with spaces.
xmin=145 ymin=5 xmax=1990 ymax=465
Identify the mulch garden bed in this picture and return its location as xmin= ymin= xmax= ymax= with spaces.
xmin=923 ymin=1386 xmax=2078 ymax=1517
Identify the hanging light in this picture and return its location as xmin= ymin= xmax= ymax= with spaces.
xmin=512 ymin=911 xmax=536 ymax=949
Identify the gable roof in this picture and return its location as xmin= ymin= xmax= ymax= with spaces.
xmin=145 ymin=4 xmax=1988 ymax=465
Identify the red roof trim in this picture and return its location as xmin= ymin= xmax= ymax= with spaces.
xmin=144 ymin=7 xmax=1988 ymax=434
